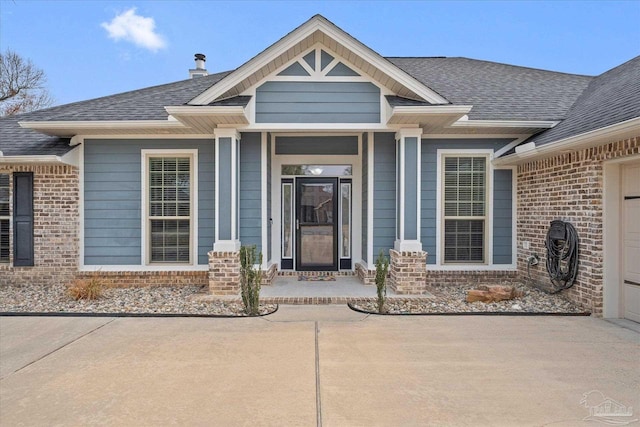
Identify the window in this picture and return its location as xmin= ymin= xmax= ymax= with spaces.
xmin=147 ymin=156 xmax=192 ymax=263
xmin=0 ymin=174 xmax=8 ymax=263
xmin=443 ymin=156 xmax=487 ymax=263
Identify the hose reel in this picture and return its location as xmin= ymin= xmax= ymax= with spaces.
xmin=544 ymin=220 xmax=580 ymax=293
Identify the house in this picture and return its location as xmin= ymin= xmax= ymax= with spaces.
xmin=0 ymin=15 xmax=638 ymax=319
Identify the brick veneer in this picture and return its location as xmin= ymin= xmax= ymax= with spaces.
xmin=0 ymin=164 xmax=78 ymax=286
xmin=208 ymin=250 xmax=240 ymax=295
xmin=262 ymin=263 xmax=278 ymax=285
xmin=76 ymin=271 xmax=207 ymax=287
xmin=517 ymin=136 xmax=639 ymax=316
xmin=355 ymin=261 xmax=376 ymax=285
xmin=388 ymin=249 xmax=428 ymax=294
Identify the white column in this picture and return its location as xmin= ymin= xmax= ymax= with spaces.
xmin=394 ymin=128 xmax=423 ymax=252
xmin=213 ymin=128 xmax=241 ymax=252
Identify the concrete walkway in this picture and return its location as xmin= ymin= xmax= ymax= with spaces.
xmin=1 ymin=308 xmax=639 ymax=426
xmin=260 ymin=275 xmax=434 ymax=300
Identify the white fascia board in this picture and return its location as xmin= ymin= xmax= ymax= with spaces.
xmin=164 ymin=106 xmax=246 ymax=116
xmin=19 ymin=120 xmax=187 ymax=136
xmin=188 ymin=16 xmax=449 ymax=106
xmin=451 ymin=118 xmax=559 ymax=128
xmin=494 ymin=116 xmax=640 ymax=165
xmin=391 ymin=105 xmax=473 ymax=116
xmin=0 ymin=155 xmax=65 ymax=164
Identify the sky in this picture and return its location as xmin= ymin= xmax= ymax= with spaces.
xmin=1 ymin=0 xmax=639 ymax=107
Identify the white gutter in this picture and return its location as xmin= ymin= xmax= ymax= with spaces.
xmin=164 ymin=105 xmax=246 ymax=116
xmin=451 ymin=117 xmax=559 ymax=128
xmin=493 ymin=116 xmax=640 ymax=165
xmin=19 ymin=120 xmax=187 ymax=136
xmin=0 ymin=146 xmax=80 ymax=166
xmin=391 ymin=105 xmax=473 ymax=115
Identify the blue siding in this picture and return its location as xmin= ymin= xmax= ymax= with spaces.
xmin=303 ymin=51 xmax=315 ymax=70
xmin=362 ymin=133 xmax=368 ymax=263
xmin=373 ymin=133 xmax=396 ymax=259
xmin=327 ymin=62 xmax=360 ymax=76
xmin=84 ymin=139 xmax=214 ymax=266
xmin=420 ymin=139 xmax=514 ymax=264
xmin=275 ymin=136 xmax=358 ymax=155
xmin=320 ymin=50 xmax=334 ymax=70
xmin=493 ymin=169 xmax=513 ymax=264
xmin=277 ymin=62 xmax=310 ymax=76
xmin=240 ymin=133 xmax=262 ymax=253
xmin=255 ymin=81 xmax=380 ymax=123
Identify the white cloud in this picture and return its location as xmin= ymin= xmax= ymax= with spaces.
xmin=101 ymin=8 xmax=166 ymax=52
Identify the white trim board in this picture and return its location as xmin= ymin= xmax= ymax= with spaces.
xmin=269 ymin=135 xmax=363 ymax=271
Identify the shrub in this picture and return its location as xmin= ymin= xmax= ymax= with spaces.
xmin=240 ymin=245 xmax=263 ymax=315
xmin=68 ymin=277 xmax=104 ymax=301
xmin=375 ymin=250 xmax=389 ymax=314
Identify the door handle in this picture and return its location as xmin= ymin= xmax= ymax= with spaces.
xmin=296 ymin=219 xmax=299 ymax=230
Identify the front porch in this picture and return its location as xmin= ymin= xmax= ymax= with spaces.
xmin=259 ymin=272 xmax=435 ymax=304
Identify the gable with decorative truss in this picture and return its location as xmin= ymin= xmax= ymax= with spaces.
xmin=253 ymin=46 xmax=381 ymax=124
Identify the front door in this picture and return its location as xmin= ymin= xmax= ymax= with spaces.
xmin=296 ymin=178 xmax=338 ymax=271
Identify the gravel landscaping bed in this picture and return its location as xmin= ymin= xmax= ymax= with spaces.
xmin=351 ymin=283 xmax=589 ymax=315
xmin=0 ymin=283 xmax=277 ymax=316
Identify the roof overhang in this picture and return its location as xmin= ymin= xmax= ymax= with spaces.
xmin=164 ymin=106 xmax=249 ymax=134
xmin=387 ymin=105 xmax=473 ymax=129
xmin=0 ymin=145 xmax=80 ymax=166
xmin=188 ymin=15 xmax=449 ymax=106
xmin=450 ymin=117 xmax=559 ymax=129
xmin=19 ymin=120 xmax=189 ymax=137
xmin=494 ymin=116 xmax=640 ymax=165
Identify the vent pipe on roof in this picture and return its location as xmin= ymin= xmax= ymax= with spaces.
xmin=189 ymin=53 xmax=208 ymax=78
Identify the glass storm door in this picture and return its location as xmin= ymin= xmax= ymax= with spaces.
xmin=296 ymin=178 xmax=338 ymax=271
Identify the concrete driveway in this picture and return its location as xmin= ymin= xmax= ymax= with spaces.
xmin=1 ymin=307 xmax=638 ymax=426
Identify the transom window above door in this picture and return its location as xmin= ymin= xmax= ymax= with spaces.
xmin=281 ymin=165 xmax=352 ymax=176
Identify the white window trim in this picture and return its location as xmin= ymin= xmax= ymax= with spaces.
xmin=141 ymin=149 xmax=198 ymax=266
xmin=435 ymin=149 xmax=494 ymax=268
xmin=0 ymin=173 xmax=10 ymax=264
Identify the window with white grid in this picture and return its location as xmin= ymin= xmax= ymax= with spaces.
xmin=0 ymin=174 xmax=8 ymax=263
xmin=443 ymin=156 xmax=487 ymax=263
xmin=148 ymin=156 xmax=192 ymax=263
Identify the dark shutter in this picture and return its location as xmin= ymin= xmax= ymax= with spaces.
xmin=13 ymin=172 xmax=34 ymax=266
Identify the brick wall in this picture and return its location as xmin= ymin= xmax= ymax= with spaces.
xmin=76 ymin=271 xmax=208 ymax=287
xmin=0 ymin=164 xmax=79 ymax=286
xmin=517 ymin=136 xmax=639 ymax=316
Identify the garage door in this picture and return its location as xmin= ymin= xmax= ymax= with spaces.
xmin=622 ymin=163 xmax=640 ymax=322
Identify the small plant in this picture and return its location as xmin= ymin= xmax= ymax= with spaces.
xmin=68 ymin=277 xmax=104 ymax=301
xmin=240 ymin=245 xmax=263 ymax=315
xmin=375 ymin=249 xmax=389 ymax=314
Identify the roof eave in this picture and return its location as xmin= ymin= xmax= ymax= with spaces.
xmin=0 ymin=146 xmax=80 ymax=166
xmin=494 ymin=116 xmax=640 ymax=165
xmin=19 ymin=120 xmax=187 ymax=137
xmin=451 ymin=118 xmax=559 ymax=129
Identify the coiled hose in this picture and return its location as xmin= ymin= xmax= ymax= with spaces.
xmin=545 ymin=220 xmax=579 ymax=293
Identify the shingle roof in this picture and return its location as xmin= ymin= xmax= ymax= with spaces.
xmin=527 ymin=55 xmax=640 ymax=146
xmin=385 ymin=95 xmax=433 ymax=107
xmin=0 ymin=72 xmax=229 ymax=156
xmin=3 ymin=55 xmax=632 ymax=157
xmin=387 ymin=57 xmax=593 ymax=121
